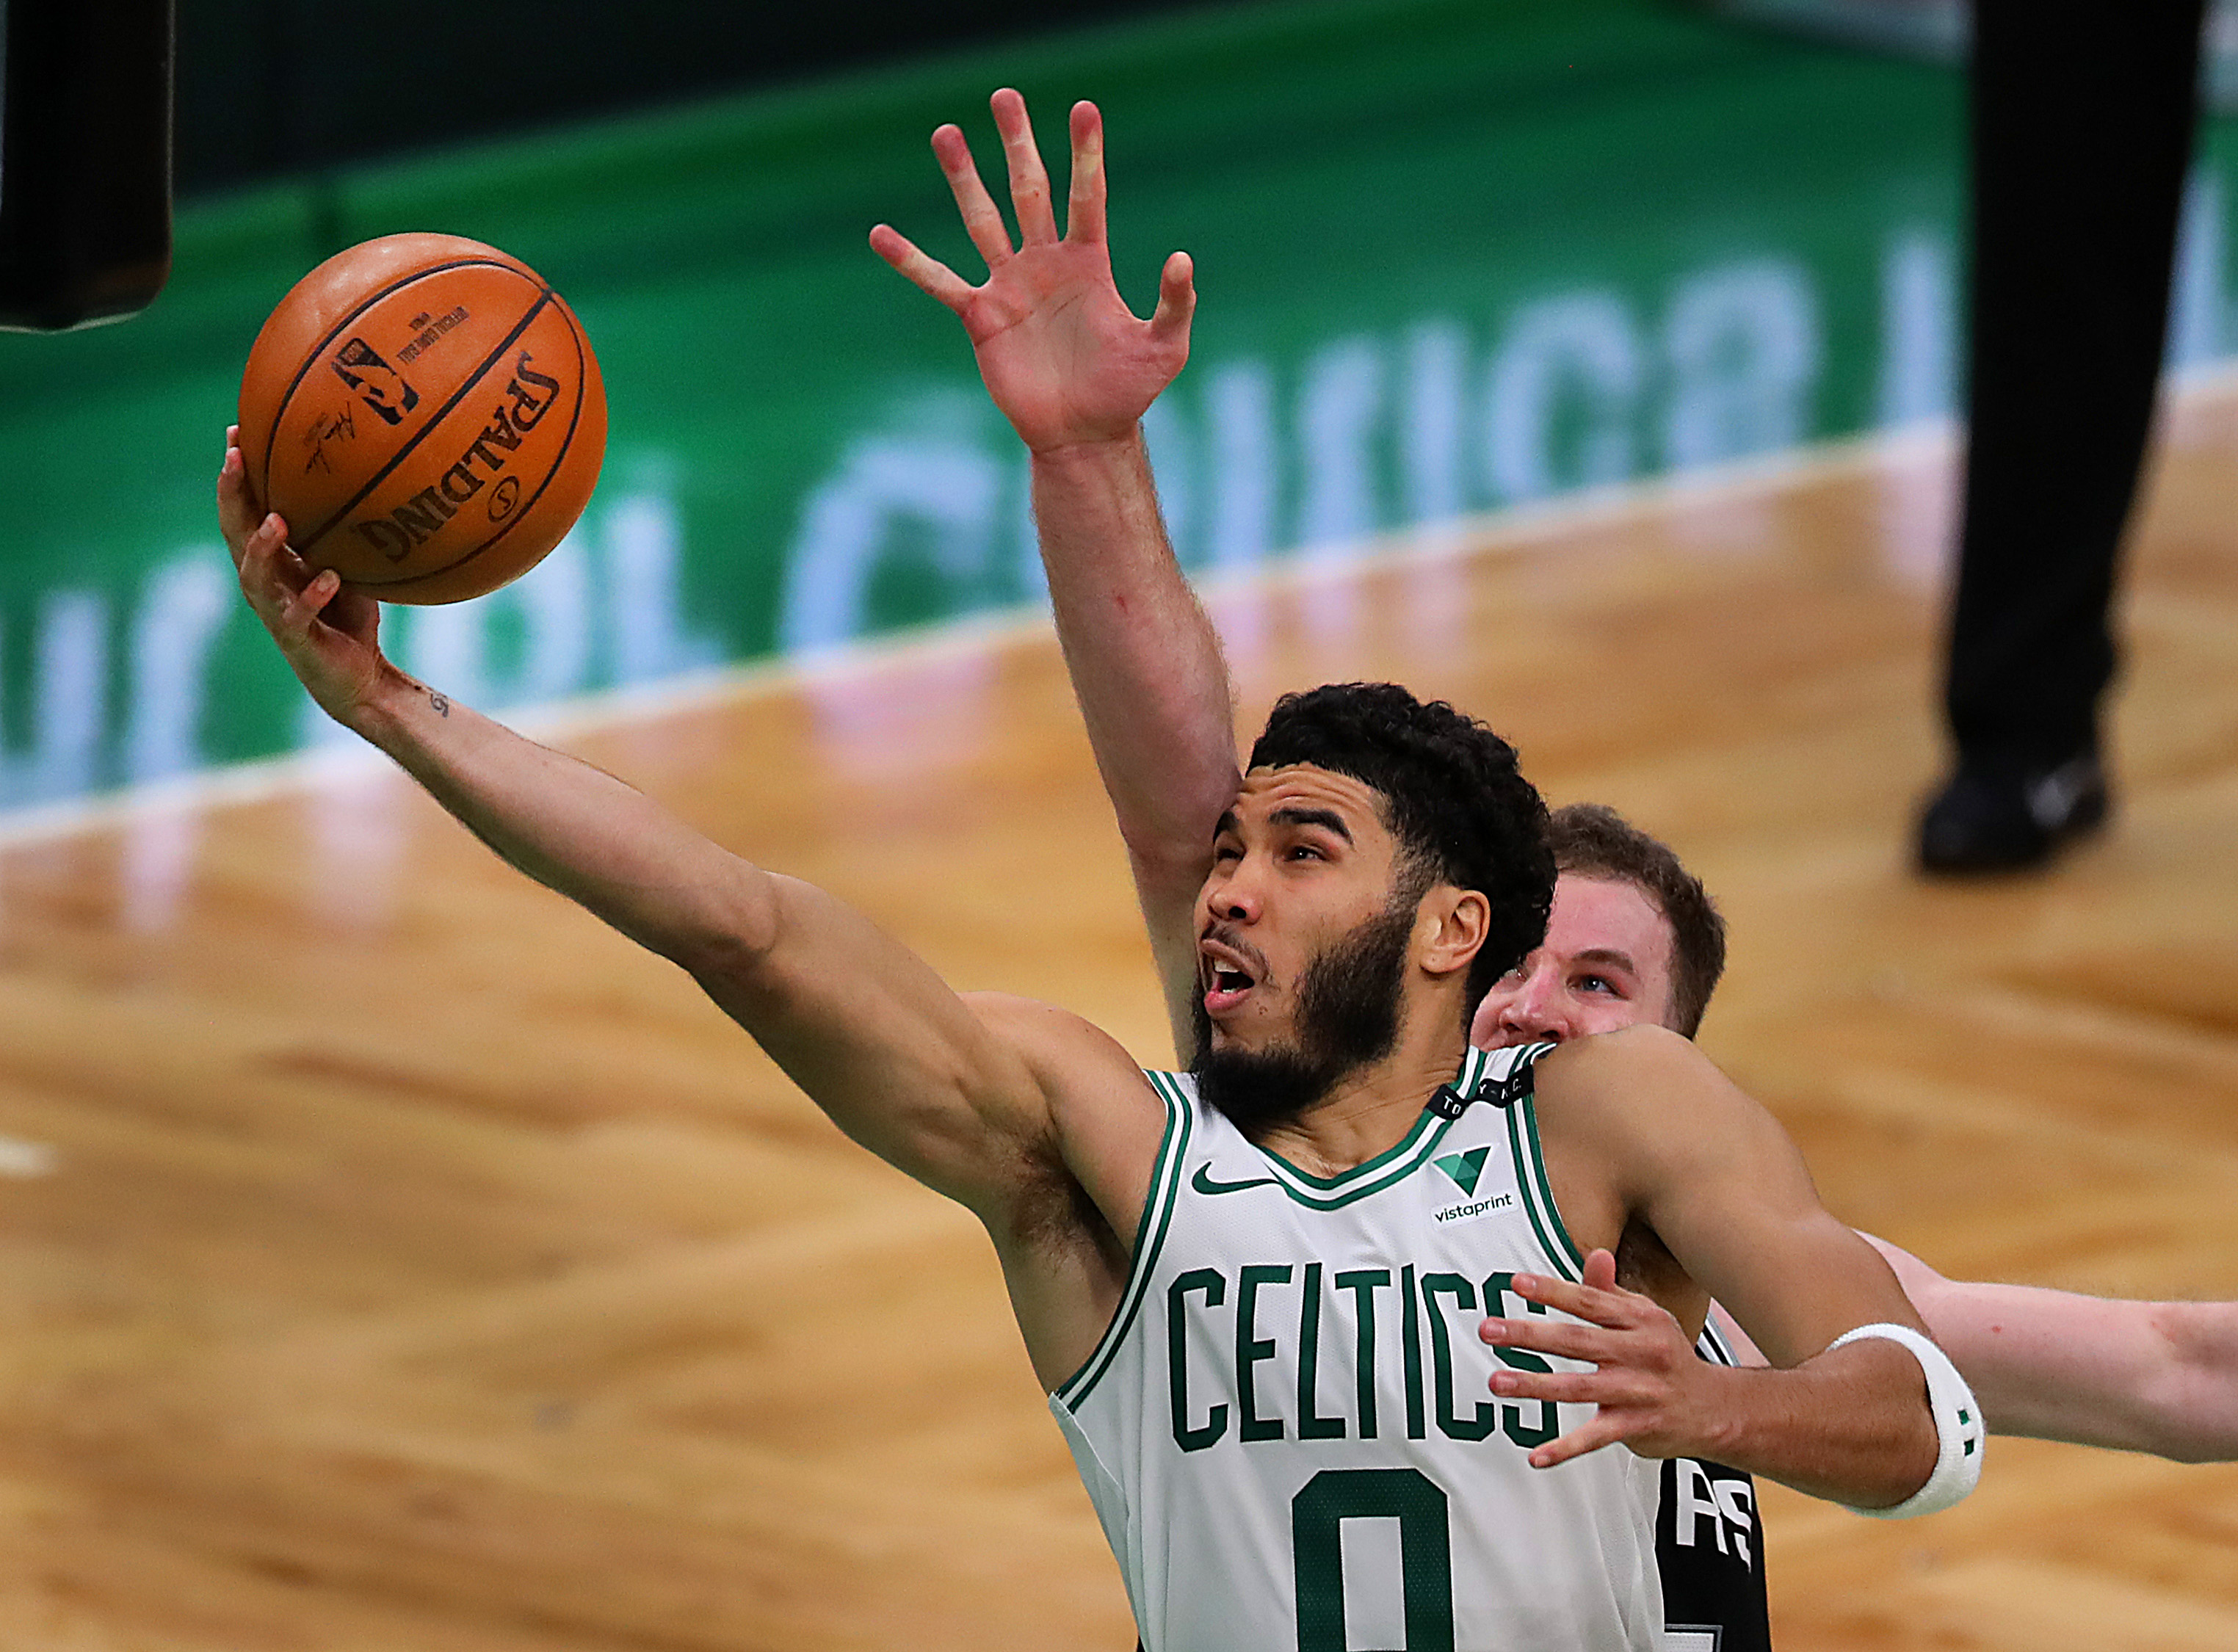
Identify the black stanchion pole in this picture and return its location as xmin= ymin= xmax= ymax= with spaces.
xmin=0 ymin=0 xmax=175 ymax=332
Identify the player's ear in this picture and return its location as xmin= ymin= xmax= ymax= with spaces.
xmin=1415 ymin=886 xmax=1489 ymax=981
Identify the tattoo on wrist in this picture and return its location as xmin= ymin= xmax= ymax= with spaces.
xmin=429 ymin=692 xmax=451 ymax=717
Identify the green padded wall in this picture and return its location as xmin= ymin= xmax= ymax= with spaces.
xmin=0 ymin=0 xmax=2231 ymax=811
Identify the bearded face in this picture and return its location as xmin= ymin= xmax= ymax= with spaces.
xmin=1189 ymin=901 xmax=1416 ymax=1132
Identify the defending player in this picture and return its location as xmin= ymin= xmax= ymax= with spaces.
xmin=1485 ymin=806 xmax=2238 ymax=1642
xmin=1486 ymin=805 xmax=2238 ymax=1468
xmin=871 ymin=90 xmax=2232 ymax=1648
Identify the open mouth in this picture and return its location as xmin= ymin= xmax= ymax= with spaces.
xmin=1200 ymin=941 xmax=1262 ymax=1015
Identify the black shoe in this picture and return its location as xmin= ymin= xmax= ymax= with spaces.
xmin=1915 ymin=751 xmax=2109 ymax=874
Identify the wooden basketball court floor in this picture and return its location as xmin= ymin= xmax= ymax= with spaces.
xmin=7 ymin=388 xmax=2238 ymax=1651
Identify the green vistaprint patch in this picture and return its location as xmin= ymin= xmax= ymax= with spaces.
xmin=1433 ymin=1146 xmax=1492 ymax=1197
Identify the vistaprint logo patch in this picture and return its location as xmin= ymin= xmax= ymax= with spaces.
xmin=1433 ymin=1190 xmax=1513 ymax=1225
xmin=1430 ymin=1148 xmax=1512 ymax=1225
xmin=1434 ymin=1148 xmax=1490 ymax=1195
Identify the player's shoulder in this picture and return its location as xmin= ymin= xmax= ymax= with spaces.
xmin=965 ymin=992 xmax=1173 ymax=1241
xmin=1534 ymin=1025 xmax=1798 ymax=1209
xmin=1535 ymin=1022 xmax=1708 ymax=1085
xmin=962 ymin=992 xmax=1167 ymax=1120
xmin=1531 ymin=1025 xmax=1759 ymax=1139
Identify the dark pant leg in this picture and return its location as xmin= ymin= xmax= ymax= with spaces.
xmin=1944 ymin=0 xmax=2206 ymax=769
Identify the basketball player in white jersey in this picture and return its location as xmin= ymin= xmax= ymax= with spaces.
xmin=872 ymin=87 xmax=2238 ymax=1473
xmin=872 ymin=86 xmax=2236 ymax=1650
xmin=218 ymin=98 xmax=1977 ymax=1635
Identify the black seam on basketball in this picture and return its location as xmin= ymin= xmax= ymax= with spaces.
xmin=294 ymin=288 xmax=557 ymax=555
xmin=258 ymin=257 xmax=524 ymax=505
xmin=350 ymin=304 xmax=589 ymax=590
xmin=347 ymin=295 xmax=594 ymax=590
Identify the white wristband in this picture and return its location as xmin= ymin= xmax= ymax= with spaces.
xmin=1828 ymin=1322 xmax=1985 ymax=1518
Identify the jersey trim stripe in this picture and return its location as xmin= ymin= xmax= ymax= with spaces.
xmin=1255 ymin=1105 xmax=1444 ymax=1196
xmin=1242 ymin=1046 xmax=1491 ymax=1209
xmin=1256 ymin=1115 xmax=1462 ymax=1209
xmin=1054 ymin=1072 xmax=1193 ymax=1410
xmin=1509 ymin=1088 xmax=1586 ymax=1280
xmin=1698 ymin=1317 xmax=1740 ymax=1369
xmin=1460 ymin=1042 xmax=1493 ymax=1099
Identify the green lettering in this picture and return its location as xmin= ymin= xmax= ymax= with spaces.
xmin=1292 ymin=1468 xmax=1454 ymax=1652
xmin=1422 ymin=1272 xmax=1499 ymax=1441
xmin=1238 ymin=1264 xmax=1292 ymax=1442
xmin=1333 ymin=1269 xmax=1389 ymax=1440
xmin=1296 ymin=1263 xmax=1344 ymax=1440
xmin=1485 ymin=1271 xmax=1558 ymax=1449
xmin=1168 ymin=1269 xmax=1228 ymax=1452
xmin=1402 ymin=1264 xmax=1426 ymax=1440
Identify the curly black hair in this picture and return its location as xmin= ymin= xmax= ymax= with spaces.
xmin=1247 ymin=683 xmax=1554 ymax=1019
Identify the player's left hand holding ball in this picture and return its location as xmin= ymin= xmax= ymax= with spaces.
xmin=1479 ymin=1248 xmax=1723 ymax=1469
xmin=220 ymin=425 xmax=392 ymax=730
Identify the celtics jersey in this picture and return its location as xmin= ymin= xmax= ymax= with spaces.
xmin=1050 ymin=1043 xmax=1664 ymax=1651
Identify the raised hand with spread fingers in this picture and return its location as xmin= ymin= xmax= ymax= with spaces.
xmin=876 ymin=89 xmax=1235 ymax=1043
xmin=871 ymin=89 xmax=1195 ymax=454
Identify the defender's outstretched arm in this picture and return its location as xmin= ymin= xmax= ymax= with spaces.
xmin=1698 ymin=1241 xmax=2238 ymax=1463
xmin=874 ymin=90 xmax=1236 ymax=1057
xmin=1864 ymin=1236 xmax=2238 ymax=1461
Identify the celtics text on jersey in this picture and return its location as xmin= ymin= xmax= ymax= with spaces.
xmin=1050 ymin=1044 xmax=1667 ymax=1652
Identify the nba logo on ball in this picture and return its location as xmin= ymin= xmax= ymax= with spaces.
xmin=330 ymin=336 xmax=419 ymax=424
xmin=237 ymin=233 xmax=607 ymax=605
xmin=345 ymin=348 xmax=565 ymax=563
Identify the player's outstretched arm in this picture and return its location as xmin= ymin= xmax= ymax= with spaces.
xmin=218 ymin=436 xmax=1145 ymax=1226
xmin=1864 ymin=1234 xmax=2238 ymax=1462
xmin=873 ymin=90 xmax=1234 ymax=1056
xmin=1485 ymin=1029 xmax=1952 ymax=1511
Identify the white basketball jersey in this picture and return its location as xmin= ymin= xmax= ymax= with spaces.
xmin=1051 ymin=1043 xmax=1665 ymax=1651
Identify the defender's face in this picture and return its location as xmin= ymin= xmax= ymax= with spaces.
xmin=1195 ymin=764 xmax=1410 ymax=1052
xmin=1470 ymin=874 xmax=1678 ymax=1048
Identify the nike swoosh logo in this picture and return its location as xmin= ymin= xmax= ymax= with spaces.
xmin=1192 ymin=1164 xmax=1281 ymax=1196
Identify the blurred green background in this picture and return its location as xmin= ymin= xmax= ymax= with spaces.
xmin=3 ymin=0 xmax=2234 ymax=809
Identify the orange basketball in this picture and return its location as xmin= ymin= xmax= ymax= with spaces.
xmin=236 ymin=233 xmax=606 ymax=606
